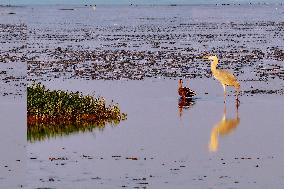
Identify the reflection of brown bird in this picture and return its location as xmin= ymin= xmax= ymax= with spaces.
xmin=178 ymin=79 xmax=196 ymax=98
xmin=205 ymin=55 xmax=240 ymax=103
xmin=178 ymin=97 xmax=196 ymax=117
xmin=209 ymin=103 xmax=240 ymax=152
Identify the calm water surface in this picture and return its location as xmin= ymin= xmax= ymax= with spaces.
xmin=0 ymin=97 xmax=26 ymax=188
xmin=27 ymin=78 xmax=284 ymax=189
xmin=21 ymin=4 xmax=284 ymax=189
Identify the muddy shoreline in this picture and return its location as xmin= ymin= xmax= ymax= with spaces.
xmin=1 ymin=5 xmax=284 ymax=97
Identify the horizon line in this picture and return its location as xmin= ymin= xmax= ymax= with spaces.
xmin=1 ymin=2 xmax=283 ymax=6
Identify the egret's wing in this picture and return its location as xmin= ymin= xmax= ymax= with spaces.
xmin=216 ymin=70 xmax=239 ymax=86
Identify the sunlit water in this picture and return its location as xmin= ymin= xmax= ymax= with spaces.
xmin=27 ymin=78 xmax=284 ymax=189
xmin=18 ymin=4 xmax=284 ymax=189
xmin=0 ymin=5 xmax=26 ymax=188
xmin=0 ymin=97 xmax=26 ymax=188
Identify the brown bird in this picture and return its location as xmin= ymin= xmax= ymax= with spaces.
xmin=205 ymin=55 xmax=240 ymax=103
xmin=178 ymin=79 xmax=196 ymax=98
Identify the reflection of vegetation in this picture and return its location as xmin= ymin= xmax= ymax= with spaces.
xmin=27 ymin=84 xmax=127 ymax=142
xmin=28 ymin=122 xmax=110 ymax=142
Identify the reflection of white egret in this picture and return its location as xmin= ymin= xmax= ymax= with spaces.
xmin=204 ymin=55 xmax=240 ymax=103
xmin=209 ymin=103 xmax=240 ymax=152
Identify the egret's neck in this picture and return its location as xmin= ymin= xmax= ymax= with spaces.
xmin=179 ymin=82 xmax=183 ymax=88
xmin=210 ymin=59 xmax=219 ymax=72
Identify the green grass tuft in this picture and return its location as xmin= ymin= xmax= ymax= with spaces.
xmin=27 ymin=83 xmax=127 ymax=142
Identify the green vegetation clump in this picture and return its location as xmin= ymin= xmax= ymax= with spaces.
xmin=27 ymin=84 xmax=127 ymax=142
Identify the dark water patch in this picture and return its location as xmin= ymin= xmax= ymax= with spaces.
xmin=59 ymin=8 xmax=75 ymax=11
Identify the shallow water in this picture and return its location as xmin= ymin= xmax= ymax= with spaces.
xmin=27 ymin=78 xmax=284 ymax=189
xmin=0 ymin=97 xmax=26 ymax=188
xmin=25 ymin=4 xmax=284 ymax=189
xmin=0 ymin=5 xmax=26 ymax=188
xmin=1 ymin=3 xmax=284 ymax=188
xmin=25 ymin=4 xmax=284 ymax=91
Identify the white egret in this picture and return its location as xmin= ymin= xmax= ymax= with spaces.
xmin=205 ymin=55 xmax=240 ymax=103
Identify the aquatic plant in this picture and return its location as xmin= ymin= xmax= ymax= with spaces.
xmin=27 ymin=83 xmax=127 ymax=142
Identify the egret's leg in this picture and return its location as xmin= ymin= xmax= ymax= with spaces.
xmin=236 ymin=100 xmax=239 ymax=118
xmin=235 ymin=87 xmax=239 ymax=100
xmin=235 ymin=86 xmax=240 ymax=107
xmin=222 ymin=84 xmax=226 ymax=103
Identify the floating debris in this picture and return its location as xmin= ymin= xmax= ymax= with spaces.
xmin=59 ymin=8 xmax=75 ymax=11
xmin=126 ymin=157 xmax=138 ymax=160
